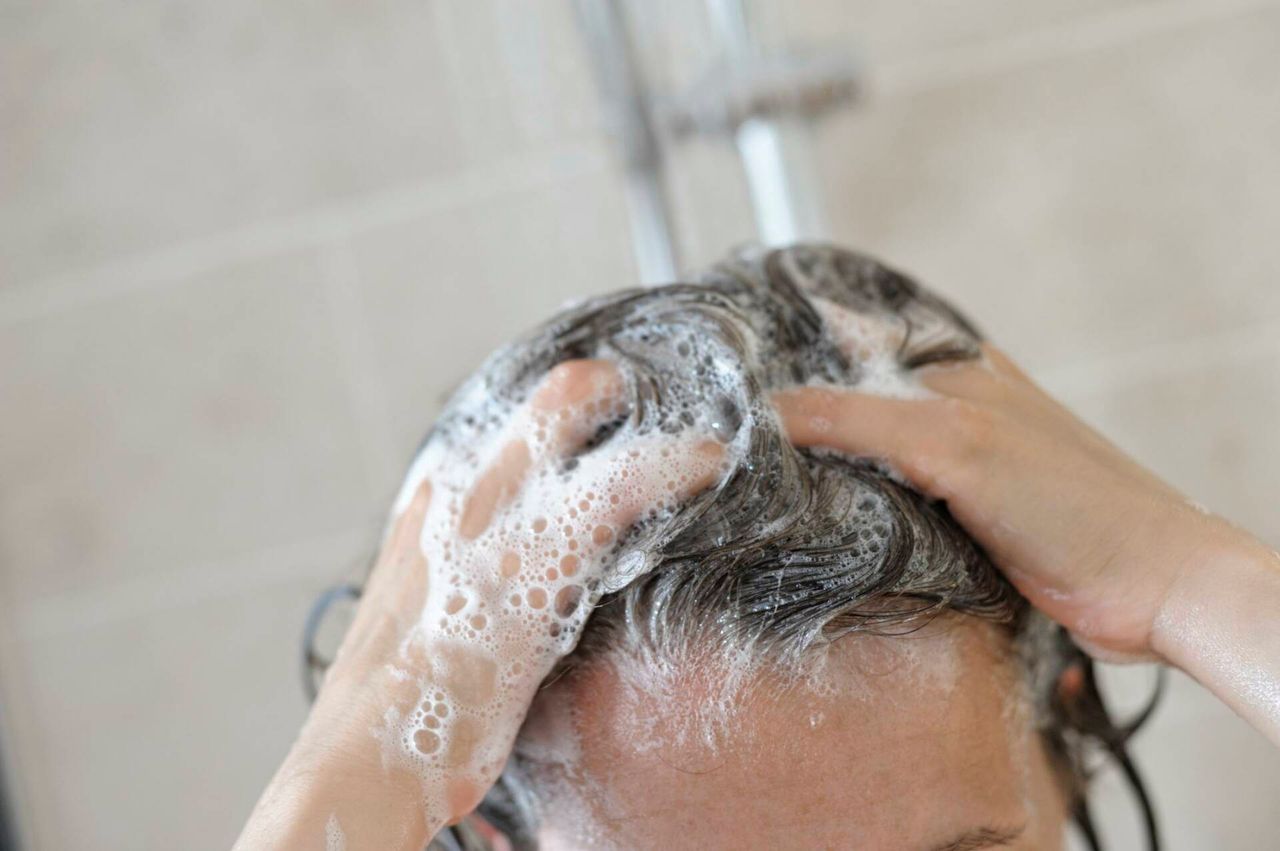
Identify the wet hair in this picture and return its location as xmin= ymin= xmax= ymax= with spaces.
xmin=304 ymin=244 xmax=1161 ymax=851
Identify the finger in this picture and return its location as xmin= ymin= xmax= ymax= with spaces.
xmin=530 ymin=359 xmax=627 ymax=456
xmin=935 ymin=345 xmax=1114 ymax=454
xmin=981 ymin=342 xmax=1032 ymax=380
xmin=773 ymin=386 xmax=939 ymax=456
xmin=460 ymin=361 xmax=623 ymax=541
xmin=497 ymin=437 xmax=726 ymax=606
xmin=458 ymin=439 xmax=532 ymax=540
xmin=542 ymin=438 xmax=727 ymax=565
xmin=810 ymin=297 xmax=907 ymax=363
xmin=603 ymin=438 xmax=727 ymax=530
xmin=917 ymin=358 xmax=1005 ymax=402
xmin=458 ymin=361 xmax=628 ymax=542
xmin=915 ymin=337 xmax=1049 ymax=403
xmin=552 ymin=438 xmax=726 ymax=594
xmin=771 ymin=387 xmax=964 ymax=496
xmin=371 ymin=478 xmax=433 ymax=610
xmin=386 ymin=477 xmax=433 ymax=557
xmin=344 ymin=480 xmax=434 ymax=666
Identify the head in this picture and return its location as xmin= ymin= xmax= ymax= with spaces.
xmin=391 ymin=245 xmax=1152 ymax=850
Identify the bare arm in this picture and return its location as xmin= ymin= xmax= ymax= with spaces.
xmin=1151 ymin=533 xmax=1280 ymax=744
xmin=773 ymin=344 xmax=1280 ymax=745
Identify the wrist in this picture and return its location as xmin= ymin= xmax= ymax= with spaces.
xmin=1149 ymin=525 xmax=1280 ymax=744
xmin=1150 ymin=521 xmax=1275 ymax=667
xmin=236 ymin=676 xmax=433 ymax=851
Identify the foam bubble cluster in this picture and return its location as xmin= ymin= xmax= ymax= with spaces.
xmin=382 ymin=348 xmax=751 ymax=824
xmin=372 ymin=244 xmax=987 ymax=826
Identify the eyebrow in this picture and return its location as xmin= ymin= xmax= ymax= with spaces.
xmin=926 ymin=825 xmax=1026 ymax=851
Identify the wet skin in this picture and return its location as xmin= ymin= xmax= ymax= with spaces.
xmin=527 ymin=617 xmax=1069 ymax=851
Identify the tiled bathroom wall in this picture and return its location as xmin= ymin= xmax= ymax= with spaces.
xmin=2 ymin=1 xmax=1278 ymax=848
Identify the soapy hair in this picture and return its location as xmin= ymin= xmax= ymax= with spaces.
xmin=306 ymin=244 xmax=1161 ymax=851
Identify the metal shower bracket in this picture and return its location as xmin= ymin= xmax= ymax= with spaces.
xmin=573 ymin=0 xmax=862 ymax=282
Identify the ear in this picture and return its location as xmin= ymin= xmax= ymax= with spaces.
xmin=1056 ymin=659 xmax=1086 ymax=705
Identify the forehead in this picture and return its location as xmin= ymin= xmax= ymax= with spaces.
xmin=521 ymin=618 xmax=1065 ymax=850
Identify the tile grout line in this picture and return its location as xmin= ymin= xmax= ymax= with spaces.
xmin=19 ymin=313 xmax=1278 ymax=642
xmin=6 ymin=0 xmax=1274 ymax=332
xmin=16 ymin=524 xmax=378 ymax=642
xmin=0 ymin=142 xmax=611 ymax=329
xmin=7 ymin=0 xmax=1277 ymax=644
xmin=876 ymin=0 xmax=1280 ymax=98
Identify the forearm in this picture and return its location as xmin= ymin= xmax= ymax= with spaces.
xmin=1153 ymin=530 xmax=1280 ymax=745
xmin=235 ymin=692 xmax=437 ymax=850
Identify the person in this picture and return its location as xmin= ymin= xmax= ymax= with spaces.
xmin=236 ymin=245 xmax=1280 ymax=850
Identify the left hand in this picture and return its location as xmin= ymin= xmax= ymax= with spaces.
xmin=772 ymin=341 xmax=1237 ymax=662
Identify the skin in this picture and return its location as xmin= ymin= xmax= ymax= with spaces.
xmin=236 ymin=361 xmax=726 ymax=849
xmin=525 ymin=618 xmax=1068 ymax=850
xmin=772 ymin=342 xmax=1280 ymax=745
xmin=238 ymin=341 xmax=1280 ymax=849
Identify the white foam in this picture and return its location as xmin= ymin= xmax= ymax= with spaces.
xmin=370 ymin=267 xmax=974 ymax=827
xmin=807 ymin=296 xmax=936 ymax=401
xmin=324 ymin=814 xmax=346 ymax=851
xmin=376 ymin=361 xmax=746 ymax=826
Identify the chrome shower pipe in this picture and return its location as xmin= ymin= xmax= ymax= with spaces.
xmin=572 ymin=0 xmax=681 ymax=284
xmin=704 ymin=0 xmax=828 ymax=245
xmin=574 ymin=0 xmax=861 ymax=278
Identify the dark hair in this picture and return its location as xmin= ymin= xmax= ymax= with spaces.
xmin=305 ymin=244 xmax=1161 ymax=851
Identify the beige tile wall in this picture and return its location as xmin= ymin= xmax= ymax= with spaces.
xmin=2 ymin=1 xmax=1278 ymax=848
